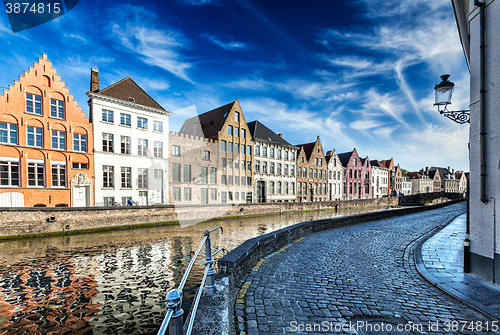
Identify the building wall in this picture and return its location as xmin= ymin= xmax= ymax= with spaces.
xmin=410 ymin=178 xmax=433 ymax=195
xmin=253 ymin=139 xmax=297 ymax=203
xmin=0 ymin=54 xmax=94 ymax=207
xmin=372 ymin=166 xmax=388 ymax=198
xmin=342 ymin=150 xmax=371 ymax=200
xmin=467 ymin=0 xmax=500 ymax=282
xmin=327 ymin=151 xmax=343 ymax=201
xmin=90 ymin=94 xmax=170 ymax=206
xmin=296 ymin=138 xmax=328 ymax=202
xmin=169 ymin=131 xmax=220 ymax=204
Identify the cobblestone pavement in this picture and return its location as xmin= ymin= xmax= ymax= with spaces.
xmin=235 ymin=203 xmax=500 ymax=334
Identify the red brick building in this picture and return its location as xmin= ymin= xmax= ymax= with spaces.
xmin=0 ymin=54 xmax=94 ymax=207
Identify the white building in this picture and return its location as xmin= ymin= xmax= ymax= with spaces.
xmin=407 ymin=172 xmax=433 ymax=195
xmin=401 ymin=176 xmax=412 ymax=196
xmin=247 ymin=121 xmax=297 ymax=202
xmin=87 ymin=70 xmax=171 ymax=206
xmin=453 ymin=0 xmax=500 ymax=282
xmin=370 ymin=160 xmax=389 ymax=198
xmin=325 ymin=150 xmax=343 ymax=200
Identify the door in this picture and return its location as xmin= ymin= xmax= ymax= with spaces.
xmin=139 ymin=191 xmax=148 ymax=205
xmin=221 ymin=192 xmax=227 ymax=204
xmin=201 ymin=188 xmax=208 ymax=204
xmin=73 ymin=186 xmax=88 ymax=207
xmin=0 ymin=192 xmax=24 ymax=207
xmin=257 ymin=181 xmax=266 ymax=203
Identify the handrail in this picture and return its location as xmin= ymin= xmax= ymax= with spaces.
xmin=157 ymin=226 xmax=223 ymax=335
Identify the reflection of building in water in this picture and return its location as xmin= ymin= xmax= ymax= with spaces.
xmin=0 ymin=258 xmax=100 ymax=334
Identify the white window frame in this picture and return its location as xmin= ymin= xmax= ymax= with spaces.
xmin=51 ymin=130 xmax=66 ymax=150
xmin=0 ymin=123 xmax=18 ymax=145
xmin=138 ymin=139 xmax=148 ymax=156
xmin=50 ymin=99 xmax=65 ymax=119
xmin=28 ymin=161 xmax=44 ymax=187
xmin=27 ymin=126 xmax=43 ymax=147
xmin=51 ymin=163 xmax=66 ymax=188
xmin=26 ymin=93 xmax=42 ymax=115
xmin=73 ymin=133 xmax=87 ymax=152
xmin=137 ymin=117 xmax=148 ymax=129
xmin=102 ymin=109 xmax=114 ymax=123
xmin=154 ymin=141 xmax=163 ymax=158
xmin=0 ymin=159 xmax=20 ymax=187
xmin=153 ymin=120 xmax=163 ymax=132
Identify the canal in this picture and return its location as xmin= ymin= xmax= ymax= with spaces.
xmin=0 ymin=206 xmax=386 ymax=334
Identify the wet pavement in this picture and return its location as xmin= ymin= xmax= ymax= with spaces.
xmin=236 ymin=203 xmax=500 ymax=334
xmin=417 ymin=213 xmax=500 ymax=321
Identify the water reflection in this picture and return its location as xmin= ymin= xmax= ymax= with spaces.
xmin=0 ymin=206 xmax=382 ymax=334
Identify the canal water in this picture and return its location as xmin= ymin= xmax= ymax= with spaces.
xmin=0 ymin=206 xmax=385 ymax=334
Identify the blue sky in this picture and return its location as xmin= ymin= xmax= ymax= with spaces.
xmin=0 ymin=0 xmax=470 ymax=172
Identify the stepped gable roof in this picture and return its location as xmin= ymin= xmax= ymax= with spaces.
xmin=296 ymin=142 xmax=316 ymax=160
xmin=361 ymin=157 xmax=370 ymax=166
xmin=180 ymin=100 xmax=235 ymax=138
xmin=337 ymin=151 xmax=354 ymax=167
xmin=430 ymin=166 xmax=454 ymax=179
xmin=98 ymin=77 xmax=165 ymax=110
xmin=247 ymin=120 xmax=292 ymax=147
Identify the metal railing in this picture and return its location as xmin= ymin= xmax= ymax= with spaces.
xmin=158 ymin=226 xmax=224 ymax=335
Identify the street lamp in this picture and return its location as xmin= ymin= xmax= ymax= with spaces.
xmin=434 ymin=74 xmax=470 ymax=124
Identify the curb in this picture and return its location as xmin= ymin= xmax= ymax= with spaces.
xmin=412 ymin=213 xmax=500 ymax=322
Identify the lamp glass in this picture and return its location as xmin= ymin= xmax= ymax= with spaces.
xmin=434 ymin=86 xmax=454 ymax=106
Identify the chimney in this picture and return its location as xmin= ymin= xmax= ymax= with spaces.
xmin=91 ymin=68 xmax=99 ymax=92
xmin=278 ymin=133 xmax=282 ymax=138
xmin=452 ymin=168 xmax=455 ymax=174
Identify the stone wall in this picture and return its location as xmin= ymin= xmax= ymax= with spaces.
xmin=0 ymin=197 xmax=399 ymax=239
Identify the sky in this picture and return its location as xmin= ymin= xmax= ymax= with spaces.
xmin=0 ymin=0 xmax=470 ymax=172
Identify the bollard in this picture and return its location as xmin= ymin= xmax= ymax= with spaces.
xmin=166 ymin=289 xmax=183 ymax=335
xmin=204 ymin=230 xmax=216 ymax=296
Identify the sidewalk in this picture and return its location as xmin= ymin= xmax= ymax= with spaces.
xmin=415 ymin=214 xmax=500 ymax=321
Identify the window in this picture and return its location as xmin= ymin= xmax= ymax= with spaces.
xmin=228 ymin=142 xmax=233 ymax=153
xmin=301 ymin=157 xmax=304 ymax=163
xmin=284 ymin=164 xmax=288 ymax=176
xmin=235 ymin=127 xmax=239 ymax=137
xmin=228 ymin=191 xmax=233 ymax=201
xmin=102 ymin=110 xmax=114 ymax=123
xmin=172 ymin=145 xmax=180 ymax=156
xmin=291 ymin=166 xmax=295 ymax=177
xmin=247 ymin=161 xmax=251 ymax=171
xmin=277 ymin=182 xmax=282 ymax=195
xmin=184 ymin=165 xmax=191 ymax=183
xmin=172 ymin=187 xmax=181 ymax=201
xmin=228 ymin=125 xmax=233 ymax=136
xmin=235 ymin=143 xmax=239 ymax=154
xmin=255 ymin=145 xmax=260 ymax=156
xmin=262 ymin=161 xmax=267 ymax=174
xmin=319 ymin=158 xmax=322 ymax=166
xmin=73 ymin=134 xmax=87 ymax=152
xmin=354 ymin=158 xmax=357 ymax=166
xmin=262 ymin=147 xmax=267 ymax=157
xmin=26 ymin=93 xmax=42 ymax=115
xmin=221 ymin=175 xmax=227 ymax=185
xmin=241 ymin=160 xmax=245 ymax=170
xmin=285 ymin=151 xmax=289 ymax=160
xmin=277 ymin=150 xmax=282 ymax=159
xmin=235 ymin=175 xmax=240 ymax=185
xmin=121 ymin=167 xmax=131 ymax=188
xmin=27 ymin=162 xmax=44 ymax=186
xmin=235 ymin=159 xmax=240 ymax=170
xmin=210 ymin=167 xmax=217 ymax=184
xmin=0 ymin=123 xmax=18 ymax=145
xmin=172 ymin=163 xmax=181 ymax=182
xmin=72 ymin=162 xmax=88 ymax=170
xmin=120 ymin=113 xmax=131 ymax=126
xmin=203 ymin=151 xmax=210 ymax=160
xmin=235 ymin=192 xmax=239 ymax=200
xmin=138 ymin=139 xmax=148 ymax=156
xmin=247 ymin=145 xmax=251 ymax=155
xmin=228 ymin=175 xmax=233 ymax=185
xmin=153 ymin=121 xmax=163 ymax=132
xmin=138 ymin=168 xmax=148 ymax=188
xmin=291 ymin=152 xmax=295 ymax=161
xmin=309 ymin=168 xmax=313 ymax=178
xmin=27 ymin=126 xmax=43 ymax=147
xmin=120 ymin=136 xmax=131 ymax=154
xmin=51 ymin=130 xmax=66 ymax=150
xmin=270 ymin=148 xmax=274 ymax=158
xmin=285 ymin=182 xmax=289 ymax=194
xmin=154 ymin=141 xmax=163 ymax=158
xmin=241 ymin=144 xmax=245 ymax=153
xmin=277 ymin=163 xmax=282 ymax=175
xmin=221 ymin=158 xmax=227 ymax=168
xmin=221 ymin=141 xmax=226 ymax=151
xmin=314 ymin=169 xmax=318 ymax=179
xmin=102 ymin=133 xmax=114 ymax=152
xmin=235 ymin=112 xmax=239 ymax=122
xmin=104 ymin=197 xmax=115 ymax=206
xmin=314 ymin=158 xmax=318 ymax=165
xmin=247 ymin=176 xmax=251 ymax=186
xmin=241 ymin=129 xmax=245 ymax=138
xmin=241 ymin=176 xmax=245 ymax=186
xmin=349 ymin=169 xmax=353 ymax=179
xmin=137 ymin=117 xmax=148 ymax=129
xmin=51 ymin=163 xmax=66 ymax=187
xmin=255 ymin=160 xmax=260 ymax=173
xmin=291 ymin=182 xmax=295 ymax=194
xmin=270 ymin=162 xmax=275 ymax=174
xmin=210 ymin=189 xmax=217 ymax=201
xmin=270 ymin=182 xmax=275 ymax=195
xmin=102 ymin=165 xmax=114 ymax=188
xmin=50 ymin=99 xmax=64 ymax=119
xmin=228 ymin=158 xmax=233 ymax=169
xmin=154 ymin=169 xmax=163 ymax=179
xmin=184 ymin=188 xmax=192 ymax=201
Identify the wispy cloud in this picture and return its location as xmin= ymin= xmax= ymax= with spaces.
xmin=202 ymin=33 xmax=248 ymax=50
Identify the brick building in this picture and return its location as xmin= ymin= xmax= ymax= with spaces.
xmin=179 ymin=99 xmax=253 ymax=203
xmin=296 ymin=136 xmax=327 ymax=202
xmin=338 ymin=148 xmax=372 ymax=200
xmin=168 ymin=131 xmax=220 ymax=204
xmin=325 ymin=149 xmax=343 ymax=201
xmin=0 ymin=54 xmax=94 ymax=207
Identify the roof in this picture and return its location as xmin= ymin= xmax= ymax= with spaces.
xmin=97 ymin=77 xmax=165 ymax=110
xmin=296 ymin=142 xmax=316 ymax=160
xmin=407 ymin=172 xmax=424 ymax=179
xmin=379 ymin=159 xmax=394 ymax=169
xmin=430 ymin=166 xmax=454 ymax=179
xmin=455 ymin=172 xmax=463 ymax=179
xmin=247 ymin=120 xmax=293 ymax=147
xmin=337 ymin=151 xmax=354 ymax=167
xmin=179 ymin=100 xmax=235 ymax=139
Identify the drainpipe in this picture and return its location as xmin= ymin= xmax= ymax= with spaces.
xmin=475 ymin=0 xmax=487 ymax=204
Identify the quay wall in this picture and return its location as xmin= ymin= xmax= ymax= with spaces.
xmin=0 ymin=197 xmax=399 ymax=239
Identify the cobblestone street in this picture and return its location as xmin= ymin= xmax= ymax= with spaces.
xmin=236 ymin=203 xmax=499 ymax=334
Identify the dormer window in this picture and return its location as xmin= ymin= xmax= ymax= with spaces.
xmin=129 ymin=97 xmax=135 ymax=103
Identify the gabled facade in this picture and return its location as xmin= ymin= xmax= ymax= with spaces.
xmin=0 ymin=54 xmax=94 ymax=207
xmin=370 ymin=160 xmax=389 ymax=198
xmin=380 ymin=158 xmax=396 ymax=194
xmin=179 ymin=99 xmax=253 ymax=204
xmin=429 ymin=167 xmax=460 ymax=193
xmin=407 ymin=172 xmax=433 ymax=195
xmin=427 ymin=168 xmax=442 ymax=193
xmin=394 ymin=164 xmax=403 ymax=192
xmin=296 ymin=136 xmax=327 ymax=202
xmin=455 ymin=171 xmax=467 ymax=194
xmin=248 ymin=121 xmax=297 ymax=203
xmin=325 ymin=150 xmax=343 ymax=201
xmin=338 ymin=149 xmax=371 ymax=200
xmin=87 ymin=70 xmax=171 ymax=206
xmin=401 ymin=175 xmax=412 ymax=196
